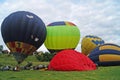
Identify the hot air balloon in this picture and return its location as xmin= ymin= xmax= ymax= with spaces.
xmin=81 ymin=35 xmax=104 ymax=56
xmin=88 ymin=43 xmax=120 ymax=66
xmin=44 ymin=21 xmax=80 ymax=53
xmin=48 ymin=49 xmax=96 ymax=71
xmin=1 ymin=11 xmax=47 ymax=64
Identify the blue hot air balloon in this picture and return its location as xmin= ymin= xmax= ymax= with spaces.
xmin=88 ymin=43 xmax=120 ymax=66
xmin=1 ymin=11 xmax=47 ymax=64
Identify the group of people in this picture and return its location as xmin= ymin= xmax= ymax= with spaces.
xmin=0 ymin=62 xmax=48 ymax=71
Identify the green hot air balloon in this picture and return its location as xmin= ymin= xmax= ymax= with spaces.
xmin=44 ymin=21 xmax=80 ymax=53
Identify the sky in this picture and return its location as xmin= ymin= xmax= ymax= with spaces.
xmin=0 ymin=0 xmax=120 ymax=52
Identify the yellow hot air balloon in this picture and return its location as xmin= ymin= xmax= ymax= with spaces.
xmin=81 ymin=35 xmax=104 ymax=56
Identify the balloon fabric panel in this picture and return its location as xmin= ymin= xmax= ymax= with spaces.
xmin=47 ymin=21 xmax=76 ymax=26
xmin=45 ymin=27 xmax=79 ymax=48
xmin=99 ymin=54 xmax=120 ymax=62
xmin=99 ymin=45 xmax=120 ymax=51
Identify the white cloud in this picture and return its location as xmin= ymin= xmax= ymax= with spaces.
xmin=0 ymin=0 xmax=120 ymax=52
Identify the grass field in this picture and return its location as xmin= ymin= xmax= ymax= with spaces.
xmin=0 ymin=54 xmax=120 ymax=80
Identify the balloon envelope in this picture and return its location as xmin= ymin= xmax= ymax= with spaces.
xmin=1 ymin=11 xmax=47 ymax=64
xmin=44 ymin=21 xmax=80 ymax=53
xmin=88 ymin=43 xmax=120 ymax=66
xmin=48 ymin=49 xmax=96 ymax=71
xmin=81 ymin=35 xmax=104 ymax=56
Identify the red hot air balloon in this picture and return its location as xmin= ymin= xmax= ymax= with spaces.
xmin=48 ymin=50 xmax=96 ymax=71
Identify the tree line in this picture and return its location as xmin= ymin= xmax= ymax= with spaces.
xmin=34 ymin=51 xmax=55 ymax=61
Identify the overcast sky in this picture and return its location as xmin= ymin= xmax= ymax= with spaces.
xmin=0 ymin=0 xmax=120 ymax=52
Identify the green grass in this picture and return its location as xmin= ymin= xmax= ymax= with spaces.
xmin=0 ymin=54 xmax=120 ymax=80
